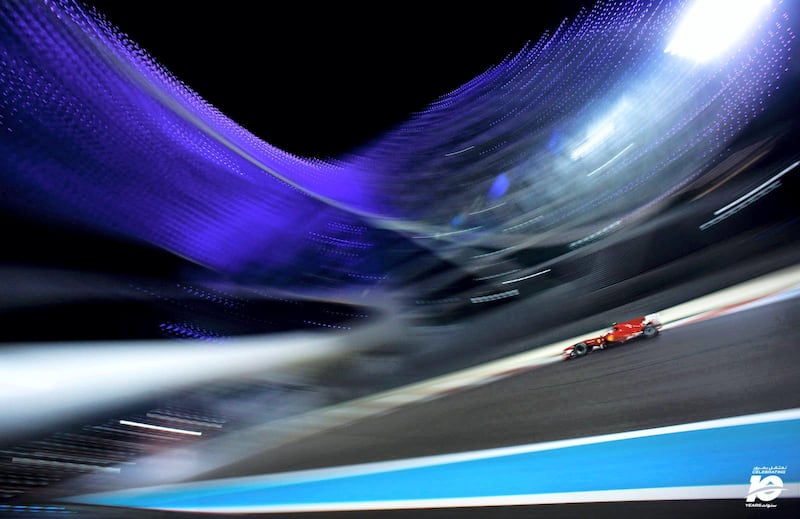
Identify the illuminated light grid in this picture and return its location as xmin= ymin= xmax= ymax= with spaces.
xmin=345 ymin=0 xmax=793 ymax=254
xmin=159 ymin=321 xmax=226 ymax=342
xmin=0 ymin=0 xmax=794 ymax=284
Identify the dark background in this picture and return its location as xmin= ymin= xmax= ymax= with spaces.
xmin=83 ymin=1 xmax=591 ymax=158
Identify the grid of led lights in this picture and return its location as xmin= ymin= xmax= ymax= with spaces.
xmin=0 ymin=0 xmax=793 ymax=283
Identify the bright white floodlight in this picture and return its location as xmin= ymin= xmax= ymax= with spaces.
xmin=665 ymin=0 xmax=771 ymax=63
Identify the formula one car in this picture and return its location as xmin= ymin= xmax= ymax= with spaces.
xmin=562 ymin=315 xmax=662 ymax=360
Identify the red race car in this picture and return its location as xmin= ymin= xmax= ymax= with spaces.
xmin=562 ymin=314 xmax=662 ymax=360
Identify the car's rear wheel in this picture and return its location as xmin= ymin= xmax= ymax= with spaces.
xmin=573 ymin=342 xmax=589 ymax=357
xmin=643 ymin=324 xmax=658 ymax=338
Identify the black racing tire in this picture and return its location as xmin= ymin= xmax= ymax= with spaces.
xmin=573 ymin=342 xmax=589 ymax=357
xmin=643 ymin=324 xmax=658 ymax=338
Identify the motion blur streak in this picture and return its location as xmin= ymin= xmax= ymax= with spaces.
xmin=118 ymin=420 xmax=202 ymax=437
xmin=67 ymin=409 xmax=800 ymax=513
xmin=0 ymin=310 xmax=398 ymax=443
xmin=0 ymin=336 xmax=329 ymax=440
xmin=0 ymin=0 xmax=793 ymax=285
xmin=714 ymin=160 xmax=799 ymax=215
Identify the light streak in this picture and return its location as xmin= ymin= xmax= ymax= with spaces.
xmin=444 ymin=145 xmax=475 ymax=157
xmin=586 ymin=143 xmax=635 ymax=177
xmin=469 ymin=289 xmax=520 ymax=304
xmin=119 ymin=420 xmax=202 ymax=436
xmin=713 ymin=161 xmax=799 ymax=216
xmin=474 ymin=269 xmax=521 ymax=281
xmin=501 ymin=269 xmax=551 ymax=284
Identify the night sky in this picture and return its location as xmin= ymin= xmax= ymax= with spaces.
xmin=84 ymin=1 xmax=590 ymax=158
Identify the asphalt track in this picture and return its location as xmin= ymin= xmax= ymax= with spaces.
xmin=31 ymin=279 xmax=797 ymax=518
xmin=203 ymin=296 xmax=800 ymax=477
xmin=46 ymin=279 xmax=800 ymax=518
xmin=126 ymin=293 xmax=800 ymax=518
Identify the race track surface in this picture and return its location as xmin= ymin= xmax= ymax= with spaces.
xmin=203 ymin=296 xmax=800 ymax=479
xmin=58 ymin=295 xmax=800 ymax=518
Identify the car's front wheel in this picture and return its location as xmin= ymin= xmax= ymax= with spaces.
xmin=643 ymin=324 xmax=658 ymax=338
xmin=573 ymin=342 xmax=589 ymax=357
